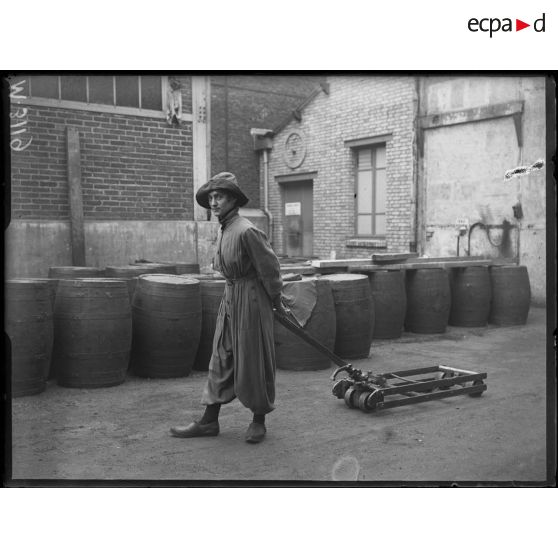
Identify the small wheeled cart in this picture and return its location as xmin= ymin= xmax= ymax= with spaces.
xmin=274 ymin=308 xmax=487 ymax=414
xmin=331 ymin=364 xmax=487 ymax=413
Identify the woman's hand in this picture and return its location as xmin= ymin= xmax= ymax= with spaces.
xmin=272 ymin=294 xmax=288 ymax=313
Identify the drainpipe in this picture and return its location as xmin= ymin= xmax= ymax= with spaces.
xmin=412 ymin=76 xmax=421 ymax=254
xmin=251 ymin=128 xmax=274 ymax=244
xmin=262 ymin=148 xmax=274 ymax=244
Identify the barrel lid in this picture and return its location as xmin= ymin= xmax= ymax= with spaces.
xmin=49 ymin=266 xmax=104 ymax=272
xmin=131 ymin=262 xmax=173 ymax=268
xmin=57 ymin=278 xmax=129 ymax=286
xmin=139 ymin=274 xmax=200 ymax=285
xmin=6 ymin=278 xmax=50 ymax=285
xmin=323 ymin=273 xmax=368 ymax=281
xmin=106 ymin=265 xmax=149 ymax=277
xmin=180 ymin=273 xmax=224 ymax=281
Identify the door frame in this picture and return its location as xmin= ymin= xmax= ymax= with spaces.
xmin=276 ymin=172 xmax=317 ymax=258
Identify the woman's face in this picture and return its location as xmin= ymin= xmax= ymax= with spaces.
xmin=208 ymin=190 xmax=237 ymax=218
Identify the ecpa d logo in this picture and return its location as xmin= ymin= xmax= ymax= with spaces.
xmin=468 ymin=13 xmax=545 ymax=37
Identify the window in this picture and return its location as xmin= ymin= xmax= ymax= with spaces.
xmin=355 ymin=144 xmax=386 ymax=236
xmin=17 ymin=75 xmax=166 ymax=116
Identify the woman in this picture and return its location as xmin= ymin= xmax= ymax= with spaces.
xmin=171 ymin=172 xmax=284 ymax=443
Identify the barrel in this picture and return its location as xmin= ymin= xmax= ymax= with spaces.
xmin=327 ymin=273 xmax=374 ymax=359
xmin=368 ymin=270 xmax=406 ymax=339
xmin=53 ymin=279 xmax=132 ymax=388
xmin=25 ymin=278 xmax=59 ymax=312
xmin=105 ymin=265 xmax=156 ymax=302
xmin=48 ymin=266 xmax=105 ymax=278
xmin=405 ymin=268 xmax=451 ymax=334
xmin=5 ymin=280 xmax=53 ymax=396
xmin=131 ymin=262 xmax=177 ymax=275
xmin=160 ymin=262 xmax=200 ymax=274
xmin=181 ymin=274 xmax=226 ymax=372
xmin=449 ymin=266 xmax=491 ymax=327
xmin=25 ymin=278 xmax=60 ymax=379
xmin=274 ymin=277 xmax=336 ymax=370
xmin=131 ymin=275 xmax=202 ymax=378
xmin=489 ymin=265 xmax=531 ymax=325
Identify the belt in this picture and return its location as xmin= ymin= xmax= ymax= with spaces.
xmin=225 ymin=274 xmax=257 ymax=286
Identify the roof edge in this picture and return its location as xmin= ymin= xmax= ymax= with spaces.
xmin=272 ymin=81 xmax=329 ymax=136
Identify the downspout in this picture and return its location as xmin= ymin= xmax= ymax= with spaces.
xmin=412 ymin=75 xmax=421 ymax=254
xmin=262 ymin=148 xmax=274 ymax=245
xmin=250 ymin=128 xmax=275 ymax=244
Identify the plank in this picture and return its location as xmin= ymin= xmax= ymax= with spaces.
xmin=280 ymin=265 xmax=316 ymax=275
xmin=372 ymin=252 xmax=418 ymax=262
xmin=311 ymin=258 xmax=372 ymax=268
xmin=348 ymin=259 xmax=492 ymax=272
xmin=66 ymin=128 xmax=86 ymax=266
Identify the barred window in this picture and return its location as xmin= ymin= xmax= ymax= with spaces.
xmin=16 ymin=75 xmax=165 ymax=116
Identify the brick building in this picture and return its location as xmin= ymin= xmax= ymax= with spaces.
xmin=5 ymin=74 xmax=320 ymax=276
xmin=5 ymin=74 xmax=550 ymax=302
xmin=265 ymin=75 xmax=417 ymax=258
xmin=210 ymin=75 xmax=321 ymax=207
xmin=260 ymin=75 xmax=549 ymax=302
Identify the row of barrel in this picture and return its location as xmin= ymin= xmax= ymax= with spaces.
xmin=5 ymin=263 xmax=530 ymax=397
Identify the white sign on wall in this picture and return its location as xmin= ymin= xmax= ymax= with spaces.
xmin=285 ymin=202 xmax=301 ymax=216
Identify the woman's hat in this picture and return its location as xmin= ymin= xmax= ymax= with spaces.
xmin=195 ymin=172 xmax=249 ymax=209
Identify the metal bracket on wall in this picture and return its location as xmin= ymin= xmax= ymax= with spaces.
xmin=418 ymin=101 xmax=524 ymax=157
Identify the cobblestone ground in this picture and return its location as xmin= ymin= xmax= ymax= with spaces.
xmin=8 ymin=307 xmax=550 ymax=484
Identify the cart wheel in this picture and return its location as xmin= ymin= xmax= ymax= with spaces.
xmin=364 ymin=389 xmax=384 ymax=412
xmin=469 ymin=380 xmax=485 ymax=397
xmin=344 ymin=387 xmax=359 ymax=409
xmin=332 ymin=379 xmax=350 ymax=399
xmin=358 ymin=391 xmax=371 ymax=412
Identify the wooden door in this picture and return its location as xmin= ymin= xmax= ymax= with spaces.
xmin=282 ymin=180 xmax=313 ymax=257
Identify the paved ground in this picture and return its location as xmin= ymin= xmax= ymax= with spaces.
xmin=8 ymin=307 xmax=551 ymax=484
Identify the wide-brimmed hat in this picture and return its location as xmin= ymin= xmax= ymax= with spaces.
xmin=195 ymin=172 xmax=249 ymax=209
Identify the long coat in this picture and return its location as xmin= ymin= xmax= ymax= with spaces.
xmin=201 ymin=209 xmax=282 ymax=414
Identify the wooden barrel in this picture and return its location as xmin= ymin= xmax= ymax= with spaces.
xmin=449 ymin=266 xmax=491 ymax=327
xmin=327 ymin=273 xmax=374 ymax=359
xmin=180 ymin=275 xmax=226 ymax=372
xmin=274 ymin=277 xmax=336 ymax=371
xmin=5 ymin=280 xmax=53 ymax=396
xmin=131 ymin=262 xmax=177 ymax=274
xmin=489 ymin=265 xmax=531 ymax=325
xmin=25 ymin=278 xmax=60 ymax=379
xmin=405 ymin=268 xmax=451 ymax=334
xmin=53 ymin=279 xmax=132 ymax=388
xmin=368 ymin=270 xmax=406 ymax=339
xmin=25 ymin=278 xmax=59 ymax=311
xmin=48 ymin=266 xmax=105 ymax=278
xmin=160 ymin=262 xmax=200 ymax=274
xmin=131 ymin=275 xmax=202 ymax=378
xmin=105 ymin=265 xmax=156 ymax=302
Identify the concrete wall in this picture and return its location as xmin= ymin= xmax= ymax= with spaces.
xmin=266 ymin=75 xmax=417 ymax=258
xmin=418 ymin=76 xmax=547 ymax=303
xmin=5 ymin=219 xmax=220 ymax=277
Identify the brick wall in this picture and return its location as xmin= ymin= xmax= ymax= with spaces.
xmin=210 ymin=75 xmax=323 ymax=207
xmin=267 ymin=75 xmax=417 ymax=258
xmin=9 ymin=77 xmax=194 ymax=221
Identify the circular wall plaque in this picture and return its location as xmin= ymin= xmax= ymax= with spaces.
xmin=283 ymin=131 xmax=306 ymax=169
